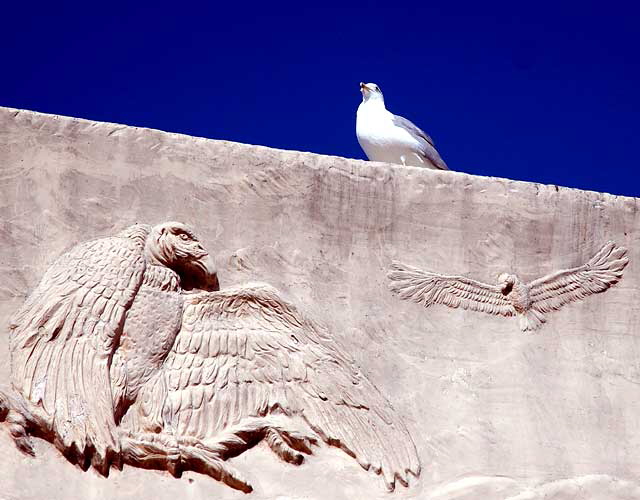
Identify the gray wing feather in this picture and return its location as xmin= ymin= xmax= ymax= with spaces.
xmin=392 ymin=115 xmax=448 ymax=170
xmin=139 ymin=284 xmax=420 ymax=490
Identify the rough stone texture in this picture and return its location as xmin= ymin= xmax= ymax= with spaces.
xmin=1 ymin=106 xmax=639 ymax=499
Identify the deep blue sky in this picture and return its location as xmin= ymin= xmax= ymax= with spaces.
xmin=3 ymin=2 xmax=639 ymax=196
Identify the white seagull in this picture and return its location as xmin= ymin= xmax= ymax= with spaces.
xmin=356 ymin=82 xmax=448 ymax=170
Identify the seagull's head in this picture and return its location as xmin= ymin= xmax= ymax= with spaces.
xmin=360 ymin=82 xmax=384 ymax=103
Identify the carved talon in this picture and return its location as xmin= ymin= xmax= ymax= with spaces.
xmin=0 ymin=390 xmax=35 ymax=456
xmin=265 ymin=424 xmax=318 ymax=465
xmin=8 ymin=412 xmax=35 ymax=457
xmin=180 ymin=443 xmax=253 ymax=493
xmin=266 ymin=428 xmax=304 ymax=465
xmin=119 ymin=430 xmax=254 ymax=493
xmin=0 ymin=391 xmax=8 ymax=421
xmin=251 ymin=418 xmax=318 ymax=465
xmin=119 ymin=431 xmax=181 ymax=474
xmin=278 ymin=427 xmax=318 ymax=454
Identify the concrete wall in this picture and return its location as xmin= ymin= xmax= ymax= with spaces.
xmin=1 ymin=106 xmax=639 ymax=499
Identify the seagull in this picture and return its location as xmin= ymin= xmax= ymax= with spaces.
xmin=356 ymin=82 xmax=448 ymax=170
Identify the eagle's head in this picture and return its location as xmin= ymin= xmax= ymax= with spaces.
xmin=497 ymin=273 xmax=517 ymax=295
xmin=146 ymin=221 xmax=219 ymax=291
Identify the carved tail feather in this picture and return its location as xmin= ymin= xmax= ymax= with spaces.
xmin=520 ymin=310 xmax=546 ymax=332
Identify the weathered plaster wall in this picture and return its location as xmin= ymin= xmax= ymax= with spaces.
xmin=1 ymin=106 xmax=639 ymax=499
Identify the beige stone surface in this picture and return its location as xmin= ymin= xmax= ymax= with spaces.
xmin=1 ymin=106 xmax=639 ymax=499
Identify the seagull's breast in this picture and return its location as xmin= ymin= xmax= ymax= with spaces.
xmin=356 ymin=103 xmax=422 ymax=164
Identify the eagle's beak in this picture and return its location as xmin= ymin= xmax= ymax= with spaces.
xmin=182 ymin=253 xmax=219 ymax=291
xmin=360 ymin=82 xmax=367 ymax=90
xmin=196 ymin=253 xmax=216 ymax=275
xmin=196 ymin=254 xmax=219 ymax=291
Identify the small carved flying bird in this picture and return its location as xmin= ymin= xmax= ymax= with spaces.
xmin=387 ymin=241 xmax=628 ymax=331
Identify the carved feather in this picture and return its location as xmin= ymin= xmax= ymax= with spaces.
xmin=387 ymin=241 xmax=628 ymax=331
xmin=387 ymin=262 xmax=516 ymax=317
xmin=134 ymin=283 xmax=420 ymax=491
xmin=9 ymin=229 xmax=147 ymax=465
xmin=529 ymin=241 xmax=628 ymax=314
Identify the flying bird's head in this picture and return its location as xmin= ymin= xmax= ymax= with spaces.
xmin=360 ymin=82 xmax=384 ymax=103
xmin=147 ymin=221 xmax=219 ymax=291
xmin=497 ymin=273 xmax=517 ymax=295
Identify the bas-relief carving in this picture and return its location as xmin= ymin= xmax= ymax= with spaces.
xmin=388 ymin=241 xmax=628 ymax=331
xmin=0 ymin=219 xmax=634 ymax=498
xmin=0 ymin=222 xmax=419 ymax=493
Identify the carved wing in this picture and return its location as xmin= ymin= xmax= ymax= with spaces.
xmin=528 ymin=241 xmax=628 ymax=315
xmin=9 ymin=226 xmax=147 ymax=466
xmin=139 ymin=284 xmax=419 ymax=490
xmin=388 ymin=262 xmax=516 ymax=317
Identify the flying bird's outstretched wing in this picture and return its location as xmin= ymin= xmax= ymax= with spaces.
xmin=134 ymin=284 xmax=419 ymax=491
xmin=392 ymin=115 xmax=448 ymax=170
xmin=9 ymin=226 xmax=148 ymax=468
xmin=388 ymin=262 xmax=515 ymax=317
xmin=528 ymin=241 xmax=628 ymax=318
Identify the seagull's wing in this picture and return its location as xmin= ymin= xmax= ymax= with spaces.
xmin=388 ymin=262 xmax=515 ymax=317
xmin=392 ymin=115 xmax=448 ymax=170
xmin=528 ymin=241 xmax=628 ymax=315
xmin=392 ymin=114 xmax=436 ymax=147
xmin=144 ymin=284 xmax=419 ymax=491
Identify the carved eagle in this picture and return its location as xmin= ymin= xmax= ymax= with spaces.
xmin=2 ymin=222 xmax=419 ymax=493
xmin=387 ymin=241 xmax=628 ymax=331
xmin=8 ymin=222 xmax=218 ymax=470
